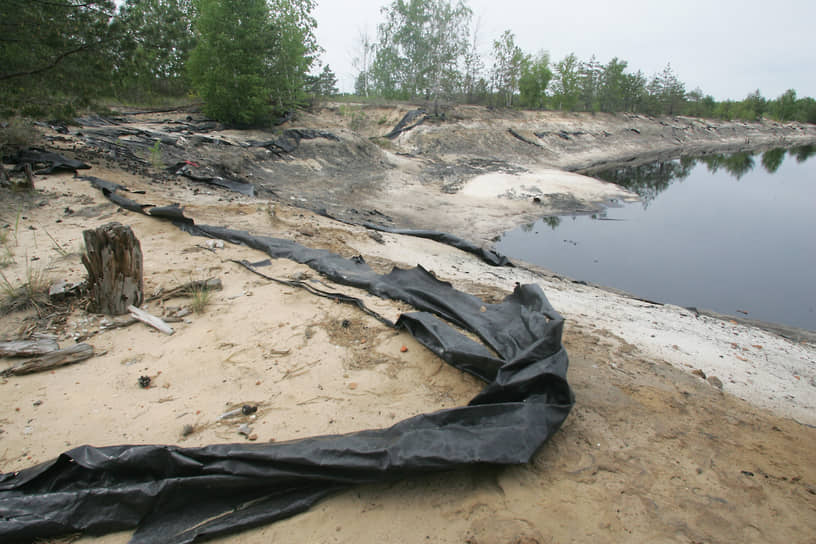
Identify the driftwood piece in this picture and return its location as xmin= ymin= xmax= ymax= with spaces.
xmin=0 ymin=338 xmax=60 ymax=357
xmin=1 ymin=343 xmax=94 ymax=376
xmin=82 ymin=222 xmax=144 ymax=315
xmin=128 ymin=305 xmax=174 ymax=335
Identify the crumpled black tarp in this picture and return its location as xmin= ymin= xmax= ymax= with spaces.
xmin=0 ymin=179 xmax=574 ymax=544
xmin=8 ymin=149 xmax=90 ymax=174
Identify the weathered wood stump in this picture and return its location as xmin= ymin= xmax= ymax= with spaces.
xmin=82 ymin=222 xmax=143 ymax=315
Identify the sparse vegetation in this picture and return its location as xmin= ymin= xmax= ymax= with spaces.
xmin=44 ymin=229 xmax=70 ymax=258
xmin=0 ymin=229 xmax=13 ymax=268
xmin=0 ymin=264 xmax=50 ymax=313
xmin=149 ymin=139 xmax=163 ymax=170
xmin=339 ymin=105 xmax=368 ymax=131
xmin=0 ymin=117 xmax=40 ymax=157
xmin=0 ymin=207 xmax=23 ymax=267
xmin=189 ymin=281 xmax=212 ymax=314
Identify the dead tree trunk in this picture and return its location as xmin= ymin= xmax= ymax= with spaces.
xmin=82 ymin=222 xmax=143 ymax=315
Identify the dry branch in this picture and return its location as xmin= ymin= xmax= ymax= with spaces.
xmin=1 ymin=343 xmax=94 ymax=376
xmin=145 ymin=277 xmax=223 ymax=302
xmin=0 ymin=338 xmax=60 ymax=357
xmin=128 ymin=305 xmax=174 ymax=335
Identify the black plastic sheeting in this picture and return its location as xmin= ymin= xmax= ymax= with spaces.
xmin=7 ymin=149 xmax=91 ymax=174
xmin=248 ymin=128 xmax=340 ymax=155
xmin=385 ymin=109 xmax=428 ymax=139
xmin=0 ymin=179 xmax=574 ymax=544
xmin=315 ymin=208 xmax=512 ymax=267
xmin=171 ymin=163 xmax=256 ymax=196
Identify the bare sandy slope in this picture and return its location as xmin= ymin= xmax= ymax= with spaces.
xmin=61 ymin=105 xmax=816 ymax=244
xmin=1 ymin=107 xmax=815 ymax=543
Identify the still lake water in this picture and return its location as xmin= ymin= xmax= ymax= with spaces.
xmin=496 ymin=146 xmax=816 ymax=331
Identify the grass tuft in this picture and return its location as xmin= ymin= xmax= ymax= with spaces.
xmin=44 ymin=229 xmax=69 ymax=257
xmin=149 ymin=139 xmax=163 ymax=170
xmin=189 ymin=282 xmax=211 ymax=314
xmin=0 ymin=264 xmax=50 ymax=313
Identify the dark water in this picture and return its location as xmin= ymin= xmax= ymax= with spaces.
xmin=496 ymin=146 xmax=816 ymax=331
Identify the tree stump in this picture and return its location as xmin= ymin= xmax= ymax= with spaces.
xmin=82 ymin=222 xmax=143 ymax=315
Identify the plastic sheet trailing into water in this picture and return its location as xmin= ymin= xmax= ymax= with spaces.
xmin=0 ymin=179 xmax=575 ymax=544
xmin=315 ymin=208 xmax=513 ymax=267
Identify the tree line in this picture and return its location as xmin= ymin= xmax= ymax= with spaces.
xmin=1 ymin=0 xmax=814 ymax=127
xmin=356 ymin=0 xmax=816 ymax=123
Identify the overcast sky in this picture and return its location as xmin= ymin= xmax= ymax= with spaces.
xmin=313 ymin=0 xmax=815 ymax=101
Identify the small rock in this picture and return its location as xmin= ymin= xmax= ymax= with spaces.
xmin=138 ymin=376 xmax=151 ymax=388
xmin=181 ymin=424 xmax=194 ymax=437
xmin=32 ymin=400 xmax=43 ymax=407
xmin=707 ymin=376 xmax=724 ymax=390
xmin=241 ymin=404 xmax=257 ymax=416
xmin=691 ymin=369 xmax=707 ymax=379
xmin=248 ymin=433 xmax=258 ymax=441
xmin=400 ymin=345 xmax=408 ymax=353
xmin=238 ymin=423 xmax=253 ymax=437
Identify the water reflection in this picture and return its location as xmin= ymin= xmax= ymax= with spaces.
xmin=497 ymin=144 xmax=816 ymax=330
xmin=594 ymin=157 xmax=694 ymax=207
xmin=699 ymin=151 xmax=754 ymax=180
xmin=792 ymin=144 xmax=816 ymax=162
xmin=761 ymin=148 xmax=786 ymax=173
xmin=593 ymin=145 xmax=813 ymax=205
xmin=519 ymin=216 xmax=561 ymax=233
